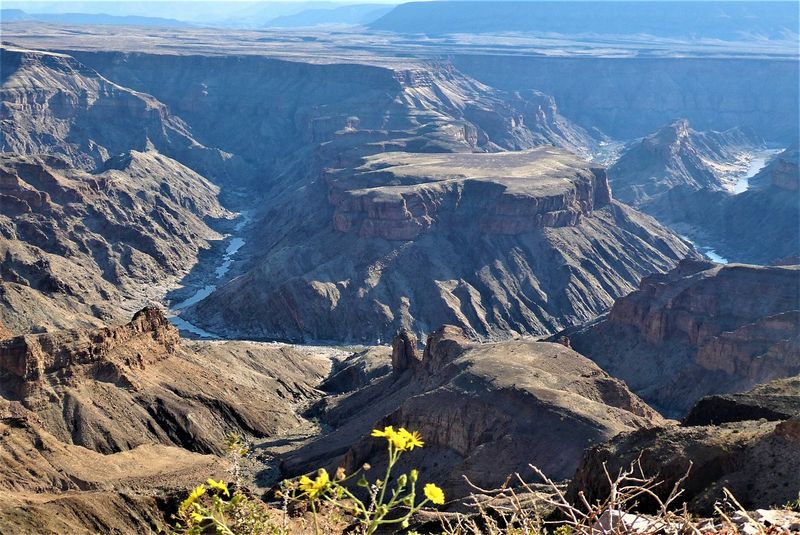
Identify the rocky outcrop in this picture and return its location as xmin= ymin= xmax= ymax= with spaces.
xmin=391 ymin=328 xmax=421 ymax=374
xmin=563 ymin=260 xmax=800 ymax=415
xmin=684 ymin=374 xmax=800 ymax=426
xmin=0 ymin=308 xmax=331 ymax=455
xmin=327 ymin=148 xmax=613 ymax=240
xmin=187 ymin=148 xmax=691 ymax=343
xmin=282 ymin=325 xmax=664 ymax=498
xmin=0 ymin=151 xmax=231 ymax=333
xmin=607 ymin=119 xmax=762 ymax=209
xmin=569 ymin=375 xmax=800 ymax=514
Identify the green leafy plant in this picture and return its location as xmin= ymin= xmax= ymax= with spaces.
xmin=170 ymin=433 xmax=286 ymax=535
xmin=286 ymin=426 xmax=446 ymax=535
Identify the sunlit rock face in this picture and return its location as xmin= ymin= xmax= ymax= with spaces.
xmin=563 ymin=260 xmax=800 ymax=415
xmin=188 ymin=147 xmax=691 ymax=343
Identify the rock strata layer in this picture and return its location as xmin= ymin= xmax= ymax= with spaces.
xmin=563 ymin=260 xmax=800 ymax=415
xmin=281 ymin=325 xmax=664 ymax=498
xmin=188 ymin=148 xmax=691 ymax=342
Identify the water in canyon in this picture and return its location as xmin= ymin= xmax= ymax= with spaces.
xmin=167 ymin=213 xmax=250 ymax=338
xmin=732 ymin=148 xmax=782 ymax=194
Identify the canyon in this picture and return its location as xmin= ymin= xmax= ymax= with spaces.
xmin=0 ymin=8 xmax=798 ymax=534
xmin=562 ymin=260 xmax=800 ymax=415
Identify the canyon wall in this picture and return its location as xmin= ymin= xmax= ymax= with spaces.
xmin=453 ymin=55 xmax=799 ymax=142
xmin=564 ymin=260 xmax=800 ymax=415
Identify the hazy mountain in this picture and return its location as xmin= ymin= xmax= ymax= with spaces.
xmin=1 ymin=8 xmax=190 ymax=27
xmin=264 ymin=4 xmax=393 ymax=27
xmin=371 ymin=1 xmax=800 ymax=40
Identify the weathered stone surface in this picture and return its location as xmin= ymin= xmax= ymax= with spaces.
xmin=282 ymin=325 xmax=663 ymax=498
xmin=569 ymin=415 xmax=800 ymax=515
xmin=189 ymin=150 xmax=692 ymax=343
xmin=0 ymin=308 xmax=331 ymax=455
xmin=564 ymin=260 xmax=800 ymax=415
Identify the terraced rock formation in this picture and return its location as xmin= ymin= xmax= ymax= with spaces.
xmin=563 ymin=260 xmax=800 ymax=415
xmin=281 ymin=325 xmax=664 ymax=498
xmin=187 ymin=147 xmax=692 ymax=342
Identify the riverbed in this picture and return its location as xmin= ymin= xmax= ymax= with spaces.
xmin=167 ymin=212 xmax=250 ymax=338
xmin=732 ymin=148 xmax=782 ymax=194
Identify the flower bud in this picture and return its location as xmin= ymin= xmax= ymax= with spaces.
xmin=410 ymin=469 xmax=419 ymax=482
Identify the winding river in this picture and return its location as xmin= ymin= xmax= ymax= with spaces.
xmin=167 ymin=213 xmax=249 ymax=338
xmin=691 ymin=148 xmax=781 ymax=263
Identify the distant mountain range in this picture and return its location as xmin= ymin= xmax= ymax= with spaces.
xmin=264 ymin=4 xmax=393 ymax=28
xmin=1 ymin=8 xmax=190 ymax=27
xmin=369 ymin=1 xmax=800 ymax=40
xmin=1 ymin=2 xmax=397 ymax=28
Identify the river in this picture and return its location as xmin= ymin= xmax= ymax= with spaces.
xmin=732 ymin=148 xmax=782 ymax=194
xmin=166 ymin=213 xmax=250 ymax=338
xmin=685 ymin=148 xmax=781 ymax=263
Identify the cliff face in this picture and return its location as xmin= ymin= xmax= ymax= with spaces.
xmin=0 ymin=46 xmax=247 ymax=184
xmin=564 ymin=260 xmax=800 ymax=414
xmin=0 ymin=151 xmax=230 ymax=333
xmin=282 ymin=325 xmax=664 ymax=497
xmin=569 ymin=375 xmax=800 ymax=514
xmin=186 ymin=148 xmax=691 ymax=343
xmin=67 ymin=51 xmax=600 ymax=189
xmin=453 ymin=54 xmax=799 ymax=142
xmin=327 ymin=148 xmax=612 ymax=240
xmin=0 ymin=307 xmax=331 ymax=454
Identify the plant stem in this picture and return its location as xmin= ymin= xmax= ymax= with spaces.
xmin=310 ymin=499 xmax=320 ymax=535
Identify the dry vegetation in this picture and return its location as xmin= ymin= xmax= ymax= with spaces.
xmin=169 ymin=432 xmax=799 ymax=535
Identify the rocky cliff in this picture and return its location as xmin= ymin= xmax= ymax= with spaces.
xmin=0 ymin=307 xmax=331 ymax=454
xmin=607 ymin=119 xmax=762 ymax=209
xmin=186 ymin=147 xmax=691 ymax=342
xmin=563 ymin=260 xmax=800 ymax=415
xmin=0 ymin=308 xmax=333 ymax=533
xmin=0 ymin=151 xmax=231 ymax=334
xmin=281 ymin=325 xmax=664 ymax=498
xmin=569 ymin=374 xmax=800 ymax=514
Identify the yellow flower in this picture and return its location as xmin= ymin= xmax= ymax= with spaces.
xmin=398 ymin=428 xmax=424 ymax=450
xmin=371 ymin=426 xmax=425 ymax=451
xmin=298 ymin=468 xmax=330 ymax=499
xmin=424 ymin=483 xmax=445 ymax=505
xmin=189 ymin=511 xmax=205 ymax=523
xmin=179 ymin=484 xmax=206 ymax=513
xmin=206 ymin=478 xmax=230 ymax=497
